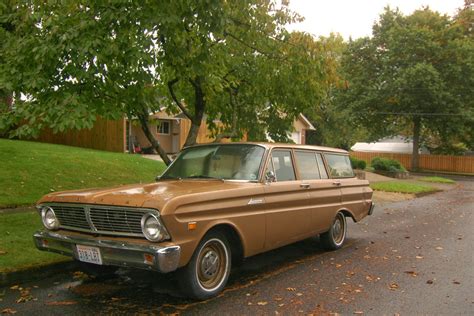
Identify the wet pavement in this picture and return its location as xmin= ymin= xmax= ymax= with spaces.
xmin=1 ymin=181 xmax=473 ymax=315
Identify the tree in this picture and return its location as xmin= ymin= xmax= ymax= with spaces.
xmin=1 ymin=1 xmax=332 ymax=165
xmin=338 ymin=7 xmax=474 ymax=169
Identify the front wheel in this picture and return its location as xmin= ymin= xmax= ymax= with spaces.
xmin=178 ymin=232 xmax=231 ymax=300
xmin=320 ymin=212 xmax=347 ymax=250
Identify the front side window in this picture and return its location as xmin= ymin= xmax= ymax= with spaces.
xmin=272 ymin=150 xmax=296 ymax=181
xmin=160 ymin=144 xmax=265 ymax=181
xmin=325 ymin=154 xmax=354 ymax=178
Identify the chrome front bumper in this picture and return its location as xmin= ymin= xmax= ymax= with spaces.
xmin=33 ymin=230 xmax=181 ymax=273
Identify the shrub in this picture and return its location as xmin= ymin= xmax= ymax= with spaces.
xmin=371 ymin=157 xmax=406 ymax=172
xmin=350 ymin=156 xmax=367 ymax=170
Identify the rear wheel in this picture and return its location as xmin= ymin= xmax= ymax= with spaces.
xmin=320 ymin=212 xmax=347 ymax=250
xmin=178 ymin=231 xmax=231 ymax=300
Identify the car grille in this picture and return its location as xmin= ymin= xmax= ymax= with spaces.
xmin=46 ymin=204 xmax=157 ymax=238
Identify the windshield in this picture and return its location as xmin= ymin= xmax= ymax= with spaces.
xmin=160 ymin=144 xmax=265 ymax=182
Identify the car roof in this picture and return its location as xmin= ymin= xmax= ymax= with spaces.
xmin=184 ymin=142 xmax=348 ymax=154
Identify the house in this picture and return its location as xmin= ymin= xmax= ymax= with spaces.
xmin=129 ymin=112 xmax=316 ymax=154
xmin=351 ymin=136 xmax=430 ymax=154
xmin=35 ymin=112 xmax=315 ymax=154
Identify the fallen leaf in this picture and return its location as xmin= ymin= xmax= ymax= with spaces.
xmin=453 ymin=281 xmax=461 ymax=285
xmin=9 ymin=286 xmax=19 ymax=291
xmin=257 ymin=301 xmax=268 ymax=306
xmin=389 ymin=283 xmax=399 ymax=290
xmin=416 ymin=256 xmax=424 ymax=259
xmin=45 ymin=301 xmax=78 ymax=306
xmin=286 ymin=287 xmax=296 ymax=291
xmin=426 ymin=280 xmax=434 ymax=284
xmin=296 ymin=293 xmax=303 ymax=296
xmin=274 ymin=297 xmax=283 ymax=301
xmin=354 ymin=311 xmax=364 ymax=314
xmin=404 ymin=271 xmax=418 ymax=277
xmin=0 ymin=251 xmax=7 ymax=255
xmin=1 ymin=309 xmax=17 ymax=315
xmin=435 ymin=247 xmax=443 ymax=250
xmin=335 ymin=264 xmax=342 ymax=268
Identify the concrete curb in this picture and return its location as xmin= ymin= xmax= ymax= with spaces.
xmin=0 ymin=261 xmax=79 ymax=287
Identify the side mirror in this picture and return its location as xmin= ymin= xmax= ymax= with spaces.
xmin=265 ymin=171 xmax=276 ymax=184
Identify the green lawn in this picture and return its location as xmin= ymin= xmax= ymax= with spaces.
xmin=419 ymin=176 xmax=455 ymax=184
xmin=0 ymin=139 xmax=166 ymax=207
xmin=0 ymin=211 xmax=69 ymax=272
xmin=371 ymin=181 xmax=438 ymax=194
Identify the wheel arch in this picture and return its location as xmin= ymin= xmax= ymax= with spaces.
xmin=201 ymin=222 xmax=245 ymax=266
xmin=337 ymin=208 xmax=357 ymax=223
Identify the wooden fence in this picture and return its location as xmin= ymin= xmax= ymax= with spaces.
xmin=351 ymin=151 xmax=474 ymax=174
xmin=35 ymin=117 xmax=126 ymax=152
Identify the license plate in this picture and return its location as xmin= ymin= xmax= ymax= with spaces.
xmin=76 ymin=245 xmax=102 ymax=265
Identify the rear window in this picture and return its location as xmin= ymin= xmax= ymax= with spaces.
xmin=325 ymin=154 xmax=354 ymax=178
xmin=295 ymin=151 xmax=321 ymax=180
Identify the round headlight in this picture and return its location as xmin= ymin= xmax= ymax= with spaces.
xmin=141 ymin=213 xmax=164 ymax=241
xmin=41 ymin=206 xmax=59 ymax=230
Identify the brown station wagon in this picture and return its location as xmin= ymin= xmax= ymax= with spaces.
xmin=34 ymin=142 xmax=374 ymax=299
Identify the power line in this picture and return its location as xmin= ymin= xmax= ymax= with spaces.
xmin=358 ymin=112 xmax=468 ymax=116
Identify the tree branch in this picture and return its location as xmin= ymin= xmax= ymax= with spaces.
xmin=167 ymin=78 xmax=192 ymax=120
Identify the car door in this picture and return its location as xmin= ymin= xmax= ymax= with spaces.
xmin=263 ymin=149 xmax=312 ymax=249
xmin=324 ymin=153 xmax=368 ymax=221
xmin=293 ymin=150 xmax=342 ymax=233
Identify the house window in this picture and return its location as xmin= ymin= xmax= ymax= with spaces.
xmin=157 ymin=121 xmax=170 ymax=135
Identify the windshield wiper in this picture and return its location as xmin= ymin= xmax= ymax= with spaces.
xmin=185 ymin=175 xmax=223 ymax=180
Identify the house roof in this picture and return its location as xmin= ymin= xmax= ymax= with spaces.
xmin=297 ymin=113 xmax=315 ymax=130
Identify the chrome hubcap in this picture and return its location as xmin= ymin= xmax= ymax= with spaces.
xmin=201 ymin=250 xmax=220 ymax=278
xmin=332 ymin=214 xmax=345 ymax=244
xmin=196 ymin=239 xmax=228 ymax=290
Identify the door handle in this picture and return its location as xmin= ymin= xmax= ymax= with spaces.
xmin=332 ymin=181 xmax=341 ymax=186
xmin=300 ymin=183 xmax=310 ymax=189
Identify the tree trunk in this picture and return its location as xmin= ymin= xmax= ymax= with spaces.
xmin=411 ymin=117 xmax=421 ymax=171
xmin=183 ymin=77 xmax=205 ymax=147
xmin=136 ymin=110 xmax=172 ymax=166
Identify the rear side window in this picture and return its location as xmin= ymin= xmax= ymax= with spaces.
xmin=295 ymin=151 xmax=321 ymax=180
xmin=316 ymin=153 xmax=328 ymax=179
xmin=325 ymin=154 xmax=354 ymax=178
xmin=272 ymin=150 xmax=296 ymax=181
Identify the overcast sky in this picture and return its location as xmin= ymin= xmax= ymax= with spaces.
xmin=287 ymin=0 xmax=465 ymax=40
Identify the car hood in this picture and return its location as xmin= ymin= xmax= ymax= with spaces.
xmin=37 ymin=180 xmax=257 ymax=209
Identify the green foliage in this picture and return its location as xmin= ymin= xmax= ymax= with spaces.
xmin=370 ymin=181 xmax=436 ymax=194
xmin=0 ymin=211 xmax=68 ymax=272
xmin=0 ymin=139 xmax=166 ymax=207
xmin=349 ymin=156 xmax=367 ymax=170
xmin=419 ymin=176 xmax=455 ymax=184
xmin=337 ymin=6 xmax=474 ymax=166
xmin=371 ymin=157 xmax=406 ymax=172
xmin=0 ymin=1 xmax=332 ymax=149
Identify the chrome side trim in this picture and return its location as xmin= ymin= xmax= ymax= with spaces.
xmin=247 ymin=198 xmax=264 ymax=205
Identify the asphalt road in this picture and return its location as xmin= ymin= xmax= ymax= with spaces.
xmin=1 ymin=181 xmax=473 ymax=315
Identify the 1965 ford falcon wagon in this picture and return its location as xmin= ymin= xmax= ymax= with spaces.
xmin=34 ymin=142 xmax=374 ymax=299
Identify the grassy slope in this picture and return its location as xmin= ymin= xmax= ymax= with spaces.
xmin=0 ymin=211 xmax=69 ymax=272
xmin=0 ymin=139 xmax=166 ymax=207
